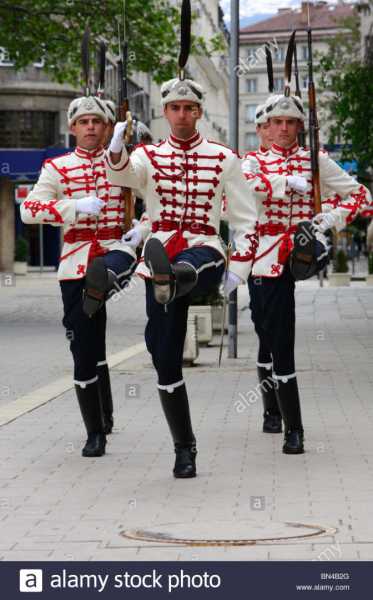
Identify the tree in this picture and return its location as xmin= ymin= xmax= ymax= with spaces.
xmin=0 ymin=1 xmax=227 ymax=88
xmin=0 ymin=0 xmax=181 ymax=85
xmin=317 ymin=8 xmax=373 ymax=177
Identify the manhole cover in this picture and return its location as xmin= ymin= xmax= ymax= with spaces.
xmin=121 ymin=520 xmax=337 ymax=547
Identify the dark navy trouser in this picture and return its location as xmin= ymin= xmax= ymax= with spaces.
xmin=248 ymin=241 xmax=329 ymax=379
xmin=60 ymin=250 xmax=136 ymax=386
xmin=248 ymin=266 xmax=296 ymax=378
xmin=145 ymin=246 xmax=225 ymax=387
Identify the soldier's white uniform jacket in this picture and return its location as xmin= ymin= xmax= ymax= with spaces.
xmin=21 ymin=146 xmax=137 ymax=280
xmin=105 ymin=131 xmax=258 ymax=281
xmin=242 ymin=142 xmax=372 ymax=278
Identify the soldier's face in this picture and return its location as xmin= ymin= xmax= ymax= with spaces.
xmin=70 ymin=115 xmax=107 ymax=150
xmin=256 ymin=122 xmax=273 ymax=150
xmin=164 ymin=101 xmax=202 ymax=139
xmin=102 ymin=122 xmax=115 ymax=147
xmin=269 ymin=117 xmax=301 ymax=148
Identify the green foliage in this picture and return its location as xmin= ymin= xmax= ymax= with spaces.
xmin=368 ymin=253 xmax=373 ymax=275
xmin=335 ymin=249 xmax=349 ymax=273
xmin=15 ymin=236 xmax=29 ymax=262
xmin=0 ymin=0 xmax=180 ymax=85
xmin=317 ymin=11 xmax=373 ymax=174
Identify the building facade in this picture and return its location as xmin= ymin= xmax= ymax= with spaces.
xmin=238 ymin=1 xmax=355 ymax=154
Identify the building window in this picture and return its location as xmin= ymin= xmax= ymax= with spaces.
xmin=0 ymin=111 xmax=59 ymax=148
xmin=274 ymin=46 xmax=286 ymax=62
xmin=247 ymin=46 xmax=258 ymax=60
xmin=245 ymin=132 xmax=258 ymax=151
xmin=246 ymin=78 xmax=257 ymax=93
xmin=273 ymin=77 xmax=284 ymax=92
xmin=302 ymin=46 xmax=309 ymax=61
xmin=302 ymin=76 xmax=308 ymax=90
xmin=246 ymin=105 xmax=258 ymax=123
xmin=365 ymin=35 xmax=373 ymax=62
xmin=0 ymin=47 xmax=14 ymax=67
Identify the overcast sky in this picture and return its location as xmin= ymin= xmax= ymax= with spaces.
xmin=219 ymin=0 xmax=355 ymax=21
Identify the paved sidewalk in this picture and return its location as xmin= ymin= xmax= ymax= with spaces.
xmin=0 ymin=278 xmax=373 ymax=561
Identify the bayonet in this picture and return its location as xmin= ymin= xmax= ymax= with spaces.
xmin=97 ymin=41 xmax=106 ymax=99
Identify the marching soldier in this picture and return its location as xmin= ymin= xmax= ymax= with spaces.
xmin=242 ymin=94 xmax=372 ymax=455
xmin=21 ymin=96 xmax=146 ymax=457
xmin=243 ymin=95 xmax=283 ymax=436
xmin=105 ymin=77 xmax=258 ymax=478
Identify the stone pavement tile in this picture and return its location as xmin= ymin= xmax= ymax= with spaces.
xmin=0 ymin=518 xmax=43 ymax=544
xmin=0 ymin=549 xmax=54 ymax=561
xmin=135 ymin=547 xmax=190 ymax=560
xmin=0 ymin=540 xmax=17 ymax=551
xmin=176 ymin=546 xmax=272 ymax=561
xmin=354 ymin=544 xmax=373 ymax=560
xmin=14 ymin=541 xmax=102 ymax=560
xmin=65 ymin=521 xmax=126 ymax=543
xmin=89 ymin=547 xmax=142 ymax=560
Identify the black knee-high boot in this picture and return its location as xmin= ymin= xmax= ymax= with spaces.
xmin=75 ymin=381 xmax=106 ymax=457
xmin=158 ymin=383 xmax=197 ymax=478
xmin=275 ymin=378 xmax=304 ymax=454
xmin=257 ymin=366 xmax=282 ymax=433
xmin=97 ymin=364 xmax=114 ymax=434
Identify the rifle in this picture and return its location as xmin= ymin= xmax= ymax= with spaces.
xmin=307 ymin=27 xmax=322 ymax=214
xmin=293 ymin=34 xmax=306 ymax=147
xmin=118 ymin=39 xmax=135 ymax=232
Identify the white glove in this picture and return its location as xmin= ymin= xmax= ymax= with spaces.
xmin=223 ymin=271 xmax=242 ymax=298
xmin=287 ymin=175 xmax=308 ymax=194
xmin=122 ymin=219 xmax=143 ymax=249
xmin=108 ymin=121 xmax=127 ymax=154
xmin=312 ymin=212 xmax=336 ymax=233
xmin=76 ymin=196 xmax=105 ymax=216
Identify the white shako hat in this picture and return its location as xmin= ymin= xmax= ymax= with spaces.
xmin=104 ymin=100 xmax=117 ymax=124
xmin=255 ymin=95 xmax=282 ymax=124
xmin=160 ymin=78 xmax=204 ymax=107
xmin=264 ymin=94 xmax=306 ymax=121
xmin=67 ymin=96 xmax=109 ymax=126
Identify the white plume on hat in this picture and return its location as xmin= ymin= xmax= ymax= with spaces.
xmin=67 ymin=96 xmax=109 ymax=126
xmin=160 ymin=78 xmax=204 ymax=106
